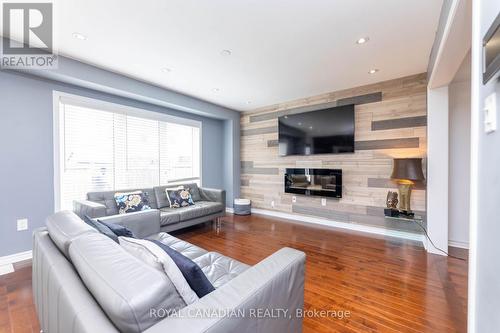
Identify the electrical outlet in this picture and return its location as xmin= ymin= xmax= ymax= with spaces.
xmin=17 ymin=218 xmax=28 ymax=231
xmin=292 ymin=196 xmax=297 ymax=203
xmin=271 ymin=200 xmax=275 ymax=208
xmin=321 ymin=198 xmax=327 ymax=206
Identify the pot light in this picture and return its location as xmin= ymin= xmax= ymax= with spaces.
xmin=368 ymin=68 xmax=379 ymax=74
xmin=161 ymin=67 xmax=172 ymax=73
xmin=213 ymin=88 xmax=220 ymax=92
xmin=356 ymin=37 xmax=369 ymax=44
xmin=72 ymin=32 xmax=87 ymax=40
xmin=220 ymin=49 xmax=232 ymax=56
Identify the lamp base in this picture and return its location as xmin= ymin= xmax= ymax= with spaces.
xmin=398 ymin=210 xmax=414 ymax=217
xmin=397 ymin=183 xmax=413 ymax=213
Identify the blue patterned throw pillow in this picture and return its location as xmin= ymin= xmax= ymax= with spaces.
xmin=166 ymin=188 xmax=194 ymax=208
xmin=114 ymin=191 xmax=151 ymax=214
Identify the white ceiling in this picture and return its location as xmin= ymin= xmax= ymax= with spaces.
xmin=5 ymin=0 xmax=443 ymax=111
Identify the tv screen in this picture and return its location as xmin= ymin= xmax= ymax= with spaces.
xmin=278 ymin=105 xmax=354 ymax=156
xmin=278 ymin=104 xmax=355 ymax=156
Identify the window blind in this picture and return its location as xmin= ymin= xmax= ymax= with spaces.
xmin=57 ymin=98 xmax=201 ymax=211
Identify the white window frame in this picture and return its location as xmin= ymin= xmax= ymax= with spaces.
xmin=53 ymin=91 xmax=203 ymax=212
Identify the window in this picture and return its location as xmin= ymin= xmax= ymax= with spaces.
xmin=54 ymin=93 xmax=201 ymax=211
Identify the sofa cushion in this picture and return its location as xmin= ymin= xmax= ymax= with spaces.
xmin=159 ymin=208 xmax=181 ymax=226
xmin=148 ymin=233 xmax=207 ymax=260
xmin=69 ymin=233 xmax=185 ymax=333
xmin=119 ymin=237 xmax=199 ymax=305
xmin=98 ymin=219 xmax=135 ymax=238
xmin=176 ymin=201 xmax=224 ymax=221
xmin=151 ymin=240 xmax=215 ymax=298
xmin=46 ymin=211 xmax=98 ymax=259
xmin=87 ymin=188 xmax=157 ymax=216
xmin=154 ymin=183 xmax=201 ymax=208
xmin=166 ymin=188 xmax=195 ymax=208
xmin=114 ymin=191 xmax=152 ymax=214
xmin=193 ymin=252 xmax=250 ymax=288
xmin=82 ymin=215 xmax=119 ymax=243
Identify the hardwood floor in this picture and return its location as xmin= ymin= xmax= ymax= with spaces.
xmin=0 ymin=213 xmax=467 ymax=333
xmin=0 ymin=260 xmax=39 ymax=333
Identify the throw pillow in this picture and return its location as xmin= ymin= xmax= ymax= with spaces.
xmin=114 ymin=191 xmax=151 ymax=214
xmin=119 ymin=237 xmax=199 ymax=305
xmin=150 ymin=239 xmax=215 ymax=298
xmin=166 ymin=188 xmax=194 ymax=208
xmin=184 ymin=183 xmax=201 ymax=202
xmin=82 ymin=215 xmax=118 ymax=243
xmin=98 ymin=219 xmax=135 ymax=238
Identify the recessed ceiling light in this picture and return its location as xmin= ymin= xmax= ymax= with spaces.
xmin=72 ymin=32 xmax=87 ymax=40
xmin=298 ymin=122 xmax=302 ymax=126
xmin=220 ymin=49 xmax=232 ymax=56
xmin=161 ymin=67 xmax=172 ymax=73
xmin=246 ymin=101 xmax=251 ymax=104
xmin=368 ymin=68 xmax=379 ymax=74
xmin=356 ymin=37 xmax=369 ymax=44
xmin=213 ymin=88 xmax=220 ymax=92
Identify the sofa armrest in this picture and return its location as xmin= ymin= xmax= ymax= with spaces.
xmin=97 ymin=209 xmax=161 ymax=238
xmin=73 ymin=200 xmax=107 ymax=219
xmin=199 ymin=187 xmax=226 ymax=206
xmin=144 ymin=247 xmax=306 ymax=333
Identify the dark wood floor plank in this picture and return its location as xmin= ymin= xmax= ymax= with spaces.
xmin=0 ymin=213 xmax=467 ymax=333
xmin=173 ymin=214 xmax=468 ymax=333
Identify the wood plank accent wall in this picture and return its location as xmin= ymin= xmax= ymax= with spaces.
xmin=240 ymin=73 xmax=427 ymax=233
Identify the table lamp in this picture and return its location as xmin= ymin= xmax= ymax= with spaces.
xmin=390 ymin=158 xmax=425 ymax=216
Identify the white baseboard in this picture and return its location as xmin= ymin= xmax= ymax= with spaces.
xmin=0 ymin=264 xmax=14 ymax=276
xmin=448 ymin=240 xmax=469 ymax=249
xmin=0 ymin=250 xmax=33 ymax=266
xmin=227 ymin=207 xmax=425 ymax=243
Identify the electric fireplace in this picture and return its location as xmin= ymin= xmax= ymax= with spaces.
xmin=284 ymin=168 xmax=342 ymax=198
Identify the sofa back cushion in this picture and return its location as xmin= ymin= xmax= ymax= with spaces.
xmin=46 ymin=211 xmax=98 ymax=259
xmin=154 ymin=183 xmax=201 ymax=208
xmin=87 ymin=188 xmax=158 ymax=216
xmin=69 ymin=233 xmax=185 ymax=333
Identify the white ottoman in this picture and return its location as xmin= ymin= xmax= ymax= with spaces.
xmin=233 ymin=198 xmax=251 ymax=215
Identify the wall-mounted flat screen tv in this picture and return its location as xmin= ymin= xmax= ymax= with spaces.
xmin=278 ymin=104 xmax=355 ymax=156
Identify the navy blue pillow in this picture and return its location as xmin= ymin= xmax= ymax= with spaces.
xmin=82 ymin=215 xmax=118 ymax=243
xmin=150 ymin=240 xmax=215 ymax=298
xmin=97 ymin=219 xmax=135 ymax=238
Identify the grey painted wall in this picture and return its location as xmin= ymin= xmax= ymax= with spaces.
xmin=470 ymin=1 xmax=500 ymax=332
xmin=448 ymin=52 xmax=471 ymax=247
xmin=0 ymin=70 xmax=227 ymax=256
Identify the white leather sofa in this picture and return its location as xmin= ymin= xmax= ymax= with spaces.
xmin=32 ymin=211 xmax=306 ymax=333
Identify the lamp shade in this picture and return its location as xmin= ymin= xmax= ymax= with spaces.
xmin=390 ymin=158 xmax=425 ymax=181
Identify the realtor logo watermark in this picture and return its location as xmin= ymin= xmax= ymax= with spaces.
xmin=1 ymin=1 xmax=58 ymax=69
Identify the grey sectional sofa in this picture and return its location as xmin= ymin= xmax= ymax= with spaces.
xmin=33 ymin=211 xmax=306 ymax=333
xmin=73 ymin=183 xmax=225 ymax=233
